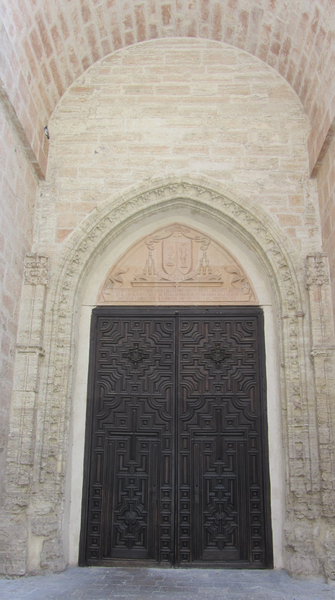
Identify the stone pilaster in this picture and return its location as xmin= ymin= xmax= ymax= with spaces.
xmin=306 ymin=253 xmax=335 ymax=580
xmin=15 ymin=254 xmax=48 ymax=482
xmin=0 ymin=254 xmax=48 ymax=575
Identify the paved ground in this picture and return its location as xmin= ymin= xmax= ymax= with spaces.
xmin=0 ymin=567 xmax=334 ymax=600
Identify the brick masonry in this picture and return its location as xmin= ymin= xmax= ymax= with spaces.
xmin=0 ymin=1 xmax=334 ymax=178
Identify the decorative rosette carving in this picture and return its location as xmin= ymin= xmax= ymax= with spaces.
xmin=24 ymin=253 xmax=49 ymax=286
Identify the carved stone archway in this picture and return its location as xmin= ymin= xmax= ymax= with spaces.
xmin=3 ymin=175 xmax=335 ymax=579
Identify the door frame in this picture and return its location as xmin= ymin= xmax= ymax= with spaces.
xmin=79 ymin=306 xmax=273 ymax=568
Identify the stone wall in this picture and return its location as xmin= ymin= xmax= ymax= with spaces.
xmin=0 ymin=103 xmax=36 ymax=497
xmin=317 ymin=134 xmax=335 ymax=324
xmin=41 ymin=39 xmax=321 ymax=259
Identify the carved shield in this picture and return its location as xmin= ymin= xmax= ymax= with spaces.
xmin=162 ymin=237 xmax=192 ymax=276
xmin=162 ymin=240 xmax=177 ymax=275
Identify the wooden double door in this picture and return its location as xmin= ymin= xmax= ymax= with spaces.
xmin=80 ymin=307 xmax=272 ymax=568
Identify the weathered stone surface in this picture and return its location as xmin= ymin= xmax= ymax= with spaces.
xmin=0 ymin=104 xmax=37 ymax=500
xmin=31 ymin=516 xmax=58 ymax=537
xmin=40 ymin=538 xmax=66 ymax=572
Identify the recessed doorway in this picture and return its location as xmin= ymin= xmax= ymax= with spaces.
xmin=79 ymin=307 xmax=273 ymax=568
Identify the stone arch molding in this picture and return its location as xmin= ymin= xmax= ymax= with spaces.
xmin=5 ymin=175 xmax=335 ymax=578
xmin=55 ymin=175 xmax=302 ymax=306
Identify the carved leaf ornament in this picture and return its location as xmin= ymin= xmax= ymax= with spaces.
xmin=24 ymin=253 xmax=49 ymax=286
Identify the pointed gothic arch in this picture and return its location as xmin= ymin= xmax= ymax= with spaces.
xmin=5 ymin=175 xmax=335 ymax=577
xmin=50 ymin=176 xmax=306 ymax=562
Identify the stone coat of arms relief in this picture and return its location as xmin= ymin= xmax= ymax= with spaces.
xmin=98 ymin=225 xmax=257 ymax=305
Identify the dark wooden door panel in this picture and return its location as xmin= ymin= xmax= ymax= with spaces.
xmin=178 ymin=315 xmax=266 ymax=567
xmin=103 ymin=435 xmax=160 ymax=559
xmin=82 ymin=315 xmax=175 ymax=565
xmin=177 ymin=315 xmax=268 ymax=567
xmin=80 ymin=308 xmax=272 ymax=568
xmin=192 ymin=436 xmax=244 ymax=562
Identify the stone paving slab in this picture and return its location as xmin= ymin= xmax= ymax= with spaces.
xmin=0 ymin=567 xmax=335 ymax=600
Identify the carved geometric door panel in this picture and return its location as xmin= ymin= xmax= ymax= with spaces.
xmin=177 ymin=315 xmax=271 ymax=567
xmin=80 ymin=314 xmax=176 ymax=566
xmin=79 ymin=307 xmax=272 ymax=568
